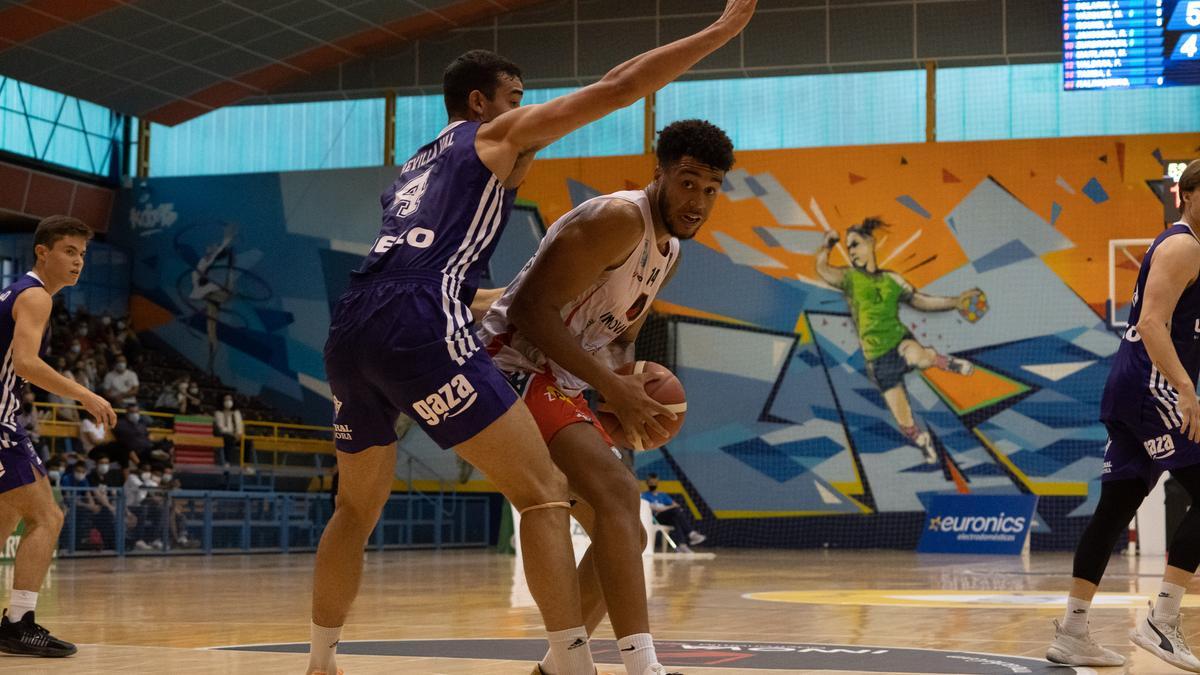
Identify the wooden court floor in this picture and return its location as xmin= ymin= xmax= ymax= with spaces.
xmin=0 ymin=547 xmax=1192 ymax=673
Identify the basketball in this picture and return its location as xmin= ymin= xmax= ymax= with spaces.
xmin=596 ymin=361 xmax=687 ymax=451
xmin=958 ymin=290 xmax=989 ymax=323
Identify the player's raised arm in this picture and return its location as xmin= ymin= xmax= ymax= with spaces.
xmin=12 ymin=290 xmax=116 ymax=428
xmin=815 ymin=231 xmax=846 ymax=287
xmin=476 ymin=0 xmax=755 ymax=172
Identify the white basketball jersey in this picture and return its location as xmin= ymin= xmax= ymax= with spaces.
xmin=480 ymin=190 xmax=678 ymax=396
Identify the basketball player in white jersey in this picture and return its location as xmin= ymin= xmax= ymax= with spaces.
xmin=479 ymin=120 xmax=735 ymax=675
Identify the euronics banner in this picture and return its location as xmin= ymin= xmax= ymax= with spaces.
xmin=918 ymin=495 xmax=1038 ymax=555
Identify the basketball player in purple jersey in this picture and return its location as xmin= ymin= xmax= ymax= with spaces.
xmin=0 ymin=216 xmax=116 ymax=658
xmin=308 ymin=3 xmax=758 ymax=674
xmin=1047 ymin=159 xmax=1200 ymax=671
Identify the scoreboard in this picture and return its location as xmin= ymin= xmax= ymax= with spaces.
xmin=1063 ymin=1 xmax=1200 ymax=89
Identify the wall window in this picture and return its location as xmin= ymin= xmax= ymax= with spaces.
xmin=150 ymin=98 xmax=385 ymax=177
xmin=937 ymin=63 xmax=1200 ymax=141
xmin=393 ymin=88 xmax=643 ymax=161
xmin=656 ymin=71 xmax=928 ymax=150
xmin=0 ymin=76 xmax=121 ymax=176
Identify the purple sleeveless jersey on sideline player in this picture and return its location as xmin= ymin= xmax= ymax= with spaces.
xmin=324 ymin=121 xmax=520 ymax=451
xmin=0 ymin=272 xmax=49 ymax=493
xmin=1100 ymin=222 xmax=1200 ymax=488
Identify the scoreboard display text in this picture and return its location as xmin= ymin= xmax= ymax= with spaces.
xmin=1064 ymin=1 xmax=1200 ymax=89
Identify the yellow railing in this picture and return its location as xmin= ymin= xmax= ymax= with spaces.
xmin=33 ymin=401 xmax=336 ymax=472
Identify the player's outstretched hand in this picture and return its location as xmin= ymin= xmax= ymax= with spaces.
xmin=598 ymin=372 xmax=677 ymax=450
xmin=1180 ymin=393 xmax=1200 ymax=444
xmin=716 ymin=0 xmax=757 ymax=33
xmin=82 ymin=391 xmax=117 ymax=428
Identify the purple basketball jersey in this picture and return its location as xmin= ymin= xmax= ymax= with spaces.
xmin=0 ymin=272 xmax=48 ymax=491
xmin=358 ymin=121 xmax=517 ymax=334
xmin=1101 ymin=223 xmax=1200 ymax=427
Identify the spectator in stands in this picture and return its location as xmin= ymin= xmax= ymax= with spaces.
xmin=73 ymin=362 xmax=94 ymax=393
xmin=114 ymin=402 xmax=172 ymax=467
xmin=179 ymin=379 xmax=201 ymax=415
xmin=641 ymin=473 xmax=705 ymax=553
xmin=60 ymin=461 xmax=90 ymax=489
xmin=86 ymin=452 xmax=123 ymax=489
xmin=78 ymin=409 xmax=108 ymax=458
xmin=102 ymin=354 xmax=139 ymax=405
xmin=66 ymin=337 xmax=82 ymax=362
xmin=44 ymin=458 xmax=65 ymax=509
xmin=15 ymin=387 xmax=45 ymax=460
xmin=73 ymin=320 xmax=93 ymax=354
xmin=214 ymin=394 xmax=247 ymax=470
xmin=65 ymin=462 xmax=117 ymax=551
xmin=48 ymin=357 xmax=79 ymax=423
xmin=125 ymin=465 xmax=163 ymax=550
xmin=153 ymin=376 xmax=184 ymax=414
xmin=116 ymin=318 xmax=142 ymax=366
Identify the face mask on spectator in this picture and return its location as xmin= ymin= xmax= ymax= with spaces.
xmin=74 ymin=470 xmax=86 ymax=481
xmin=162 ymin=472 xmax=173 ymax=483
xmin=49 ymin=470 xmax=61 ymax=481
xmin=224 ymin=398 xmax=233 ymax=409
xmin=127 ymin=412 xmax=140 ymax=423
xmin=150 ymin=474 xmax=162 ymax=485
xmin=189 ymin=386 xmax=199 ymax=395
xmin=115 ymin=361 xmax=126 ymax=372
xmin=97 ymin=462 xmax=110 ymax=475
xmin=101 ymin=316 xmax=111 ymax=326
xmin=77 ymin=326 xmax=87 ymax=337
xmin=70 ymin=343 xmax=81 ymax=355
xmin=140 ymin=471 xmax=151 ymax=482
xmin=117 ymin=321 xmax=126 ymax=330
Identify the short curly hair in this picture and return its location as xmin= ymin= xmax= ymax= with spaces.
xmin=655 ymin=119 xmax=734 ymax=172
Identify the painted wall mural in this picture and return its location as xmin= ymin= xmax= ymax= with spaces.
xmin=111 ymin=132 xmax=1198 ymax=548
xmin=513 ymin=133 xmax=1197 ymax=547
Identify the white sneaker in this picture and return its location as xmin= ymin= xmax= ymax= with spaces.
xmin=644 ymin=665 xmax=681 ymax=675
xmin=675 ymin=544 xmax=693 ymax=554
xmin=688 ymin=531 xmax=706 ymax=546
xmin=134 ymin=540 xmax=152 ymax=551
xmin=915 ymin=432 xmax=938 ymax=464
xmin=1046 ymin=619 xmax=1125 ymax=666
xmin=1130 ymin=603 xmax=1200 ymax=672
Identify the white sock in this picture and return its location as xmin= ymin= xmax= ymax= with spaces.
xmin=538 ymin=648 xmax=555 ymax=674
xmin=546 ymin=626 xmax=594 ymax=675
xmin=1154 ymin=582 xmax=1187 ymax=622
xmin=307 ymin=621 xmax=342 ymax=673
xmin=7 ymin=590 xmax=37 ymax=622
xmin=1062 ymin=596 xmax=1090 ymax=636
xmin=617 ymin=633 xmax=658 ymax=675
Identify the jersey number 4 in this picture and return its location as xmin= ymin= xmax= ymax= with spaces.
xmin=393 ymin=168 xmax=432 ymax=219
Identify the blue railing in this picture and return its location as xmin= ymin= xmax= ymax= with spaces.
xmin=54 ymin=486 xmax=490 ymax=557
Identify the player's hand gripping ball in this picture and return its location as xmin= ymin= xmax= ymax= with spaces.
xmin=958 ymin=289 xmax=988 ymax=323
xmin=596 ymin=361 xmax=687 ymax=451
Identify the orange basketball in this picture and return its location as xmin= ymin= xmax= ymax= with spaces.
xmin=596 ymin=361 xmax=686 ymax=451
